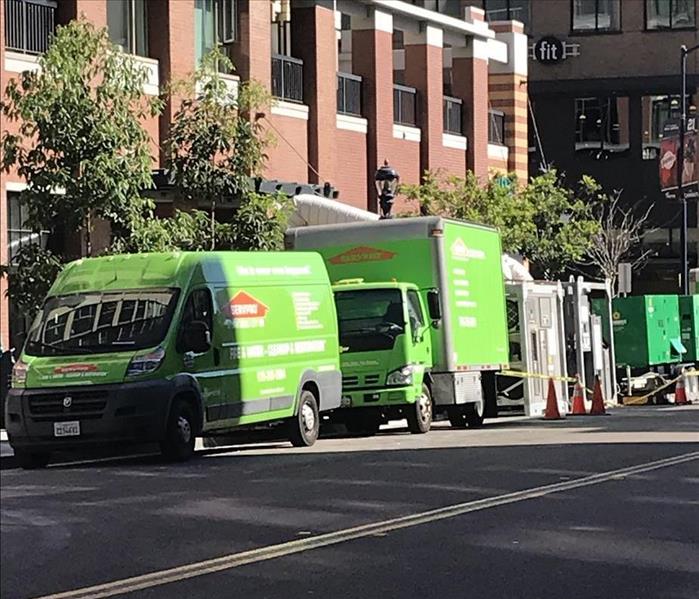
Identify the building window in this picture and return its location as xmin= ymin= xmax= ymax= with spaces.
xmin=642 ymin=95 xmax=679 ymax=159
xmin=7 ymin=193 xmax=48 ymax=261
xmin=646 ymin=0 xmax=696 ymax=30
xmin=483 ymin=0 xmax=530 ymax=29
xmin=107 ymin=0 xmax=148 ymax=57
xmin=572 ymin=0 xmax=620 ymax=32
xmin=4 ymin=0 xmax=57 ymax=55
xmin=195 ymin=0 xmax=237 ymax=65
xmin=575 ymin=96 xmax=629 ymax=153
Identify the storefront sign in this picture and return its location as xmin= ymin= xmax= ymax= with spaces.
xmin=533 ymin=36 xmax=566 ymax=64
xmin=660 ymin=116 xmax=698 ymax=195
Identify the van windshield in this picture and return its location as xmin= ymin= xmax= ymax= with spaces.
xmin=335 ymin=289 xmax=404 ymax=353
xmin=25 ymin=288 xmax=180 ymax=356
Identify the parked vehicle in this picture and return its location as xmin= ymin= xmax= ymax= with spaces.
xmin=5 ymin=252 xmax=341 ymax=468
xmin=286 ymin=217 xmax=510 ymax=433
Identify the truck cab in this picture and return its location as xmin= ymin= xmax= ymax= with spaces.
xmin=332 ymin=280 xmax=436 ymax=434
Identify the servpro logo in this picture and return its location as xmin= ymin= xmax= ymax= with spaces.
xmin=54 ymin=364 xmax=99 ymax=375
xmin=328 ymin=246 xmax=396 ymax=265
xmin=228 ymin=291 xmax=269 ymax=318
xmin=226 ymin=291 xmax=269 ymax=329
xmin=451 ymin=238 xmax=485 ymax=261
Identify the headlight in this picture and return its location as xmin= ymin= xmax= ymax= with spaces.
xmin=11 ymin=359 xmax=28 ymax=386
xmin=386 ymin=365 xmax=416 ymax=386
xmin=126 ymin=347 xmax=165 ymax=377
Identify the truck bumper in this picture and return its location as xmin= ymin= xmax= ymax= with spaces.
xmin=5 ymin=380 xmax=173 ymax=452
xmin=342 ymin=385 xmax=417 ymax=408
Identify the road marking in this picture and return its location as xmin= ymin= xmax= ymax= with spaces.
xmin=35 ymin=451 xmax=699 ymax=599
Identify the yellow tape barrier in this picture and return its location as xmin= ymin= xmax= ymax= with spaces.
xmin=498 ymin=370 xmax=577 ymax=384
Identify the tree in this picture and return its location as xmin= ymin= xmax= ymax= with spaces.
xmin=164 ymin=49 xmax=277 ymax=250
xmin=0 ymin=19 xmax=161 ymax=315
xmin=583 ymin=189 xmax=655 ymax=295
xmin=401 ymin=169 xmax=602 ymax=278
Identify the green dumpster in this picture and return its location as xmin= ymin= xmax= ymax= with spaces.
xmin=605 ymin=295 xmax=685 ymax=368
xmin=679 ymin=295 xmax=699 ymax=363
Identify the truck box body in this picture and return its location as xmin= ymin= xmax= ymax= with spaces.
xmin=286 ymin=217 xmax=509 ymax=374
xmin=679 ymin=295 xmax=699 ymax=363
xmin=602 ymin=295 xmax=683 ymax=368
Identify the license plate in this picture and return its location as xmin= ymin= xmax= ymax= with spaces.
xmin=54 ymin=421 xmax=80 ymax=437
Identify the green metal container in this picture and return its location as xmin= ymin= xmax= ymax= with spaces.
xmin=606 ymin=295 xmax=684 ymax=368
xmin=679 ymin=295 xmax=699 ymax=363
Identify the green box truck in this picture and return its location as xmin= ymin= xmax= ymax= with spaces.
xmin=286 ymin=217 xmax=510 ymax=432
xmin=6 ymin=252 xmax=342 ymax=468
xmin=679 ymin=295 xmax=699 ymax=363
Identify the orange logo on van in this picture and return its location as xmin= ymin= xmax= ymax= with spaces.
xmin=54 ymin=364 xmax=99 ymax=375
xmin=328 ymin=246 xmax=395 ymax=265
xmin=228 ymin=291 xmax=269 ymax=319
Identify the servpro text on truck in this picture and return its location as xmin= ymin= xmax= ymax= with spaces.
xmin=6 ymin=252 xmax=341 ymax=468
xmin=286 ymin=217 xmax=510 ymax=433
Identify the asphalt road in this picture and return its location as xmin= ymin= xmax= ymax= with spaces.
xmin=1 ymin=406 xmax=698 ymax=599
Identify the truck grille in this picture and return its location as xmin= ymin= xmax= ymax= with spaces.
xmin=342 ymin=374 xmax=381 ymax=389
xmin=28 ymin=390 xmax=108 ymax=421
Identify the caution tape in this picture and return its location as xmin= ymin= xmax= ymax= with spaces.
xmin=498 ymin=370 xmax=577 ymax=384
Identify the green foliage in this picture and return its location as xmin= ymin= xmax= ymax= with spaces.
xmin=116 ymin=193 xmax=291 ymax=254
xmin=165 ymin=48 xmax=272 ymax=249
xmin=401 ymin=169 xmax=602 ymax=278
xmin=0 ymin=245 xmax=63 ymax=317
xmin=0 ymin=19 xmax=160 ymax=317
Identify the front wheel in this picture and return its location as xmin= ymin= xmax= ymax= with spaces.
xmin=16 ymin=450 xmax=51 ymax=470
xmin=160 ymin=398 xmax=196 ymax=462
xmin=407 ymin=384 xmax=433 ymax=434
xmin=288 ymin=389 xmax=320 ymax=447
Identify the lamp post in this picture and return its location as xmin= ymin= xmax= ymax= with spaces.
xmin=678 ymin=43 xmax=699 ymax=295
xmin=375 ymin=160 xmax=400 ymax=219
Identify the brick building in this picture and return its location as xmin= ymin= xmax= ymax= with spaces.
xmin=0 ymin=0 xmax=529 ymax=349
xmin=464 ymin=0 xmax=699 ymax=292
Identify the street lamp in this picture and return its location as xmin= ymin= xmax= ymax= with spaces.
xmin=678 ymin=43 xmax=699 ymax=294
xmin=375 ymin=160 xmax=400 ymax=219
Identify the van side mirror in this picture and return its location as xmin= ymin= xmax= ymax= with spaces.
xmin=182 ymin=320 xmax=211 ymax=354
xmin=427 ymin=290 xmax=441 ymax=322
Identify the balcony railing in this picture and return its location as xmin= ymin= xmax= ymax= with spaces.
xmin=4 ymin=0 xmax=56 ymax=55
xmin=443 ymin=96 xmax=463 ymax=135
xmin=272 ymin=54 xmax=304 ymax=103
xmin=337 ymin=72 xmax=362 ymax=117
xmin=488 ymin=109 xmax=506 ymax=145
xmin=393 ymin=84 xmax=417 ymax=127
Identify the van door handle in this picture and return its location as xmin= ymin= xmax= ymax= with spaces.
xmin=213 ymin=347 xmax=221 ymax=366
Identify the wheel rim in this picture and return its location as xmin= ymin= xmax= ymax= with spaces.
xmin=418 ymin=392 xmax=432 ymax=423
xmin=177 ymin=415 xmax=192 ymax=444
xmin=301 ymin=401 xmax=316 ymax=432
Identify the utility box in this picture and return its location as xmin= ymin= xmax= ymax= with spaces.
xmin=498 ymin=281 xmax=568 ymax=417
xmin=602 ymin=295 xmax=684 ymax=368
xmin=679 ymin=295 xmax=699 ymax=363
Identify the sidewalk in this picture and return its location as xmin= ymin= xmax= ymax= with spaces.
xmin=0 ymin=429 xmax=17 ymax=468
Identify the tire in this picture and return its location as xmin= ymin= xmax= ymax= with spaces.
xmin=448 ymin=402 xmax=485 ymax=429
xmin=345 ymin=409 xmax=381 ymax=437
xmin=407 ymin=384 xmax=433 ymax=434
xmin=160 ymin=398 xmax=196 ymax=462
xmin=16 ymin=450 xmax=51 ymax=470
xmin=288 ymin=389 xmax=320 ymax=447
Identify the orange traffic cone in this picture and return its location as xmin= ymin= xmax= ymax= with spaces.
xmin=674 ymin=373 xmax=690 ymax=405
xmin=570 ymin=375 xmax=587 ymax=415
xmin=589 ymin=376 xmax=607 ymax=415
xmin=544 ymin=378 xmax=563 ymax=420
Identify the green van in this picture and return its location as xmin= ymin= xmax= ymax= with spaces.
xmin=6 ymin=252 xmax=342 ymax=468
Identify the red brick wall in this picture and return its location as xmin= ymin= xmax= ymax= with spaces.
xmin=439 ymin=147 xmax=468 ymax=178
xmin=333 ymin=129 xmax=368 ymax=210
xmin=233 ymin=0 xmax=271 ymax=87
xmin=264 ymin=114 xmax=309 ymax=184
xmin=291 ymin=3 xmax=336 ymax=185
xmin=387 ymin=138 xmax=421 ymax=215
